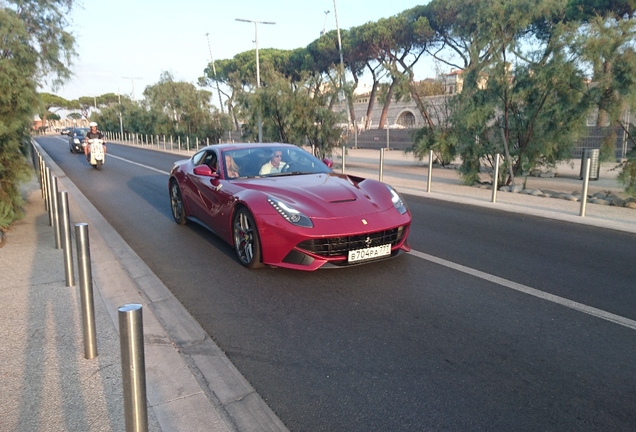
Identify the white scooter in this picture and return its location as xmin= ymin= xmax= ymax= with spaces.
xmin=86 ymin=138 xmax=106 ymax=170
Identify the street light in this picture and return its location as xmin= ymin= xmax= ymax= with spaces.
xmin=121 ymin=76 xmax=143 ymax=101
xmin=332 ymin=0 xmax=351 ymax=131
xmin=205 ymin=33 xmax=225 ymax=114
xmin=321 ymin=10 xmax=330 ymax=36
xmin=236 ymin=18 xmax=276 ymax=143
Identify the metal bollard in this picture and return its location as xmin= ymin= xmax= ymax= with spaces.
xmin=491 ymin=153 xmax=501 ymax=203
xmin=51 ymin=176 xmax=61 ymax=249
xmin=196 ymin=136 xmax=199 ymax=152
xmin=427 ymin=149 xmax=433 ymax=193
xmin=39 ymin=155 xmax=46 ymax=199
xmin=75 ymin=223 xmax=97 ymax=359
xmin=119 ymin=304 xmax=148 ymax=432
xmin=58 ymin=191 xmax=75 ymax=287
xmin=580 ymin=157 xmax=591 ymax=217
xmin=163 ymin=135 xmax=166 ymax=151
xmin=45 ymin=167 xmax=52 ymax=224
xmin=178 ymin=136 xmax=181 ymax=152
xmin=379 ymin=148 xmax=384 ymax=182
xmin=341 ymin=145 xmax=346 ymax=174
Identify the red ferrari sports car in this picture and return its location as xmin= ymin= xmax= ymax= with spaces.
xmin=168 ymin=143 xmax=411 ymax=270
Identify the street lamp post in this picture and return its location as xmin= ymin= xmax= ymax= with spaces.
xmin=205 ymin=33 xmax=225 ymax=114
xmin=332 ymin=0 xmax=352 ymax=133
xmin=321 ymin=10 xmax=330 ymax=36
xmin=121 ymin=76 xmax=143 ymax=101
xmin=236 ymin=18 xmax=275 ymax=143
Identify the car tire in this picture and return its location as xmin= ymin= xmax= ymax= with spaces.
xmin=169 ymin=180 xmax=188 ymax=225
xmin=233 ymin=207 xmax=263 ymax=269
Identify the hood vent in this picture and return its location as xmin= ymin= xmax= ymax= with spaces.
xmin=329 ymin=198 xmax=357 ymax=204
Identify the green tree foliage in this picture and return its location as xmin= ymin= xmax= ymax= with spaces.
xmin=96 ymin=73 xmax=231 ymax=144
xmin=575 ymin=15 xmax=636 ymax=161
xmin=143 ymin=72 xmax=230 ymax=142
xmin=492 ymin=2 xmax=587 ymax=183
xmin=416 ymin=0 xmax=598 ymax=186
xmin=0 ymin=1 xmax=75 ymax=230
xmin=38 ymin=92 xmax=71 ymax=127
xmin=410 ymin=95 xmax=457 ymax=167
xmin=237 ymin=67 xmax=345 ymax=157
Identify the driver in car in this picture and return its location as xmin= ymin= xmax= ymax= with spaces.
xmin=259 ymin=150 xmax=288 ymax=175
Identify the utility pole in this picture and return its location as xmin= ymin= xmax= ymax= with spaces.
xmin=121 ymin=76 xmax=143 ymax=101
xmin=205 ymin=33 xmax=225 ymax=114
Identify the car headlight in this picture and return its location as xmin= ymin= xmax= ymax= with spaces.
xmin=267 ymin=197 xmax=313 ymax=228
xmin=386 ymin=185 xmax=408 ymax=214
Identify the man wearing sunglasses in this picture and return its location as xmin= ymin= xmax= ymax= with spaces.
xmin=259 ymin=150 xmax=288 ymax=175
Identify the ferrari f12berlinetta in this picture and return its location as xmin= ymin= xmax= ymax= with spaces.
xmin=168 ymin=143 xmax=411 ymax=270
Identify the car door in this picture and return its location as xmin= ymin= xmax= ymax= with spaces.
xmin=187 ymin=149 xmax=232 ymax=234
xmin=181 ymin=150 xmax=214 ymax=222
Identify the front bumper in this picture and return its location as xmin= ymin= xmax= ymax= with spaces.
xmin=70 ymin=140 xmax=84 ymax=153
xmin=257 ymin=209 xmax=411 ymax=271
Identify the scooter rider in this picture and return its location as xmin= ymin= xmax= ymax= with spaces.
xmin=84 ymin=122 xmax=106 ymax=157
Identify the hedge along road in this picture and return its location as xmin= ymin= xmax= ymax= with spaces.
xmin=38 ymin=136 xmax=636 ymax=432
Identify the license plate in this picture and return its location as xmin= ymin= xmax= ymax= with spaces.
xmin=348 ymin=244 xmax=391 ymax=263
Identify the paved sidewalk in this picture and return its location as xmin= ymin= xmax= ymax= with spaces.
xmin=0 ymin=177 xmax=148 ymax=431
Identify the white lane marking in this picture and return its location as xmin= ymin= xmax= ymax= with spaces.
xmin=409 ymin=249 xmax=636 ymax=331
xmin=107 ymin=154 xmax=170 ymax=175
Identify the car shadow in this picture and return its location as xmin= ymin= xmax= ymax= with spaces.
xmin=127 ymin=174 xmax=176 ymax=221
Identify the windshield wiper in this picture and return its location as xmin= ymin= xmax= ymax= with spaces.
xmin=271 ymin=171 xmax=306 ymax=177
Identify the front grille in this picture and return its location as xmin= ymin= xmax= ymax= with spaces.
xmin=297 ymin=226 xmax=406 ymax=258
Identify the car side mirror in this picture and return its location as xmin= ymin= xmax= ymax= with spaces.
xmin=193 ymin=165 xmax=219 ymax=178
xmin=323 ymin=158 xmax=333 ymax=168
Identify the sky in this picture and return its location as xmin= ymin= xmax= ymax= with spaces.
xmin=45 ymin=1 xmax=436 ymax=108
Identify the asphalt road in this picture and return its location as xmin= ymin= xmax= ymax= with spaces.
xmin=38 ymin=136 xmax=636 ymax=432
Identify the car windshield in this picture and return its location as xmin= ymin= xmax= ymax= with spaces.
xmin=222 ymin=146 xmax=332 ymax=178
xmin=74 ymin=128 xmax=89 ymax=135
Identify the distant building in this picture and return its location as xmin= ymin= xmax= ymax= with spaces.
xmin=439 ymin=69 xmax=463 ymax=95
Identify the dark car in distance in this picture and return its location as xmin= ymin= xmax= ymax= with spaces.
xmin=68 ymin=128 xmax=90 ymax=153
xmin=60 ymin=126 xmax=73 ymax=135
